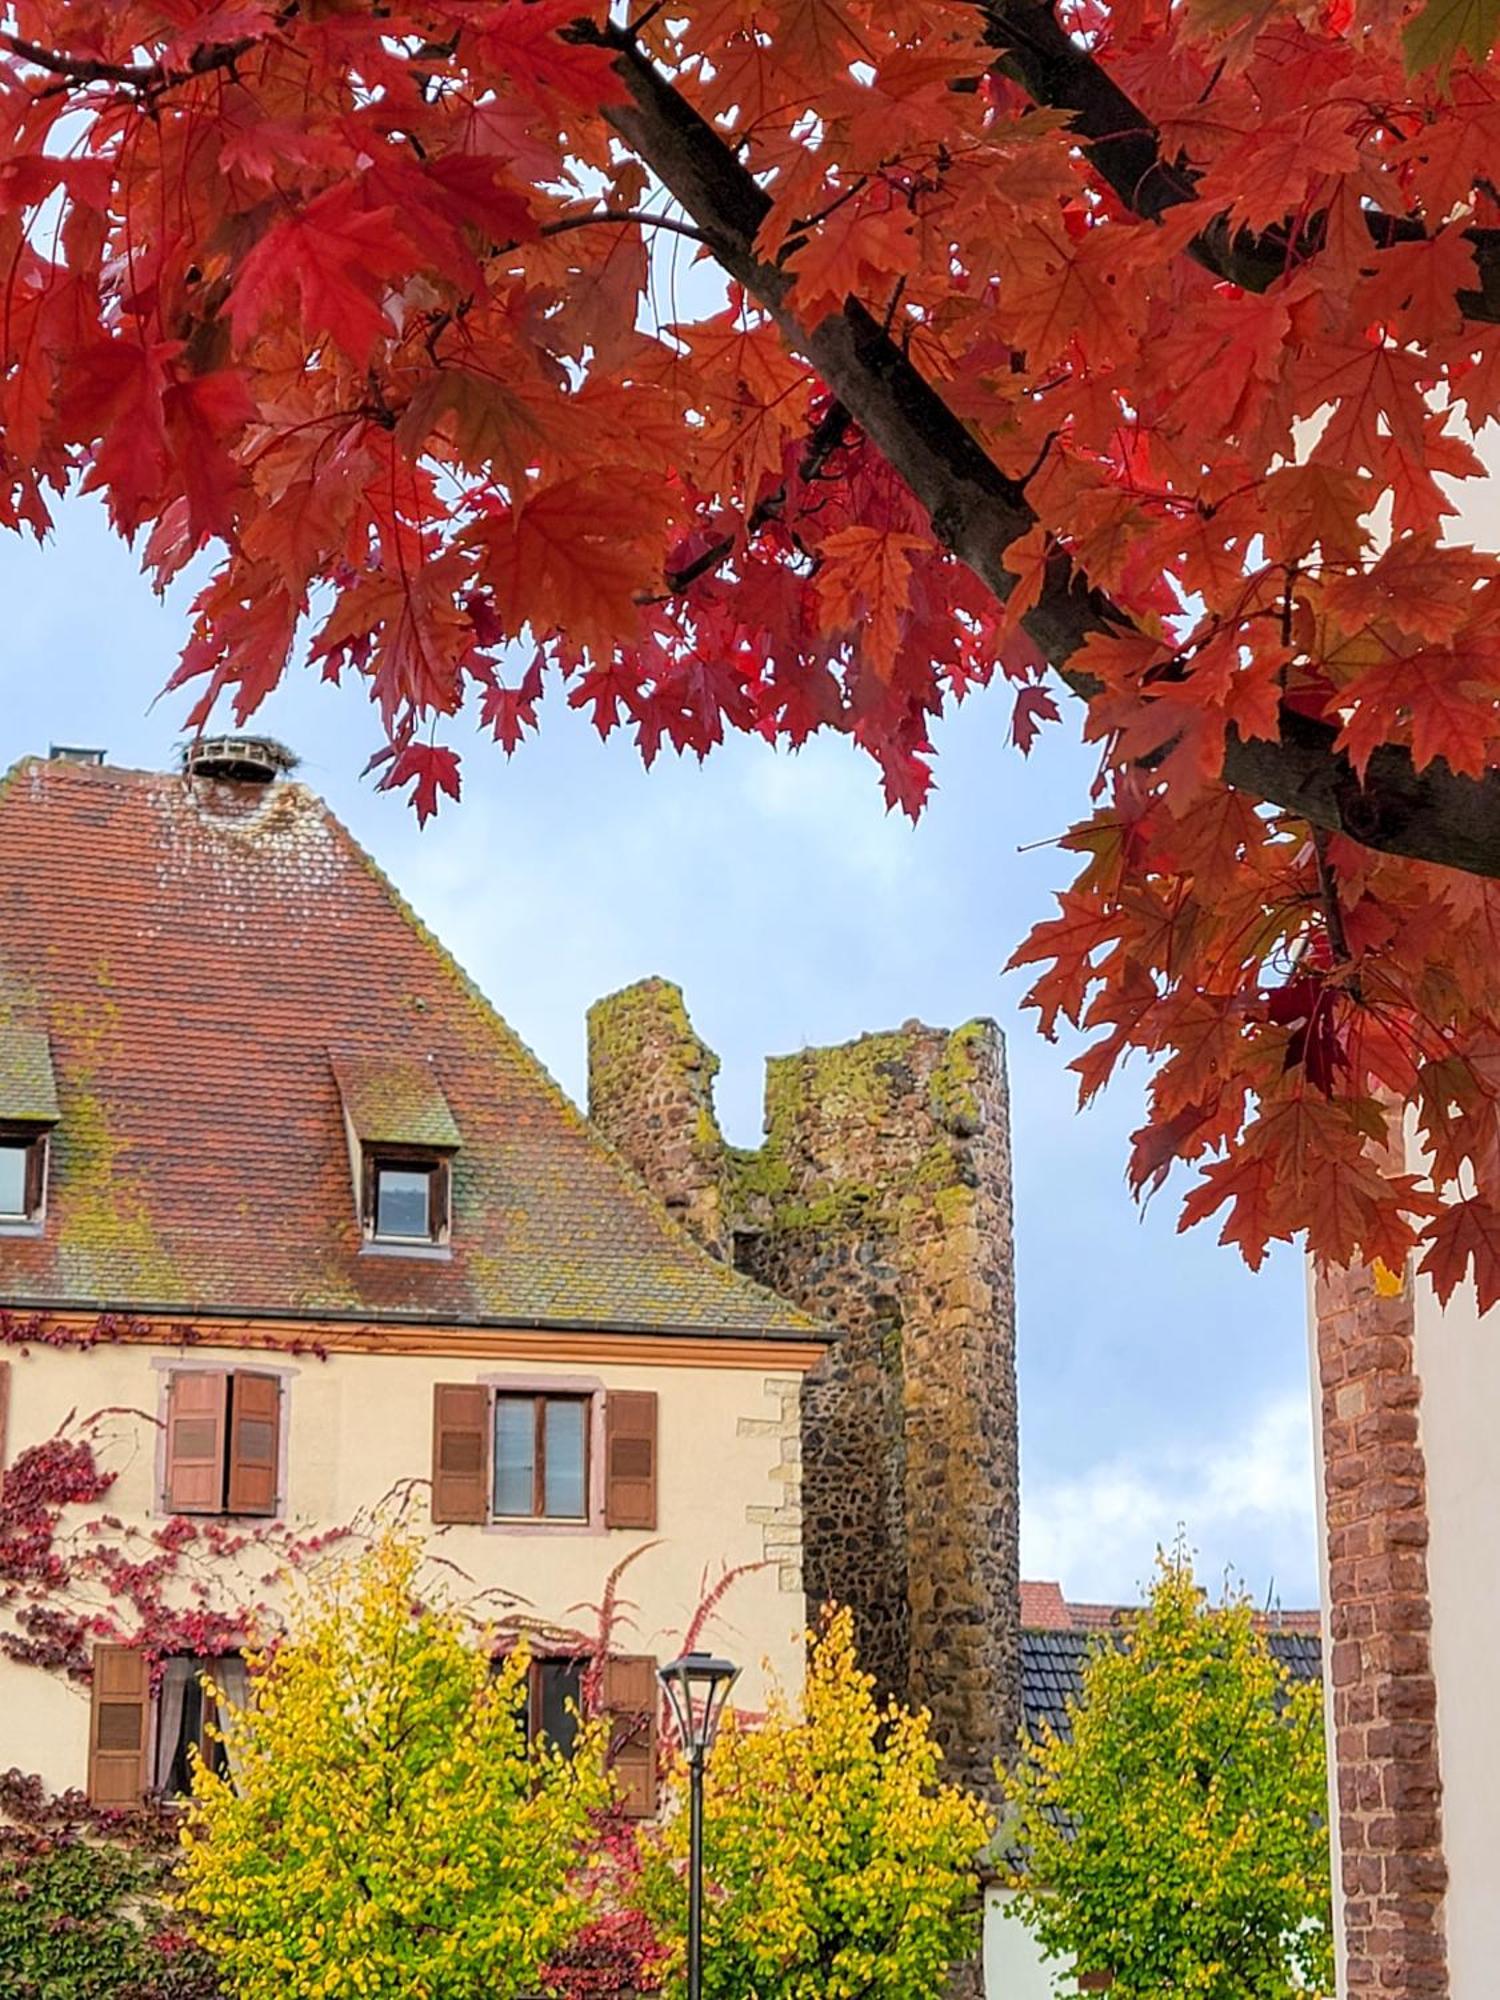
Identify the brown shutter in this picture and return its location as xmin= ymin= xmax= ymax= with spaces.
xmin=226 ymin=1372 xmax=281 ymax=1517
xmin=431 ymin=1161 xmax=451 ymax=1241
xmin=602 ymin=1654 xmax=659 ymax=1819
xmin=603 ymin=1391 xmax=657 ymax=1529
xmin=431 ymin=1384 xmax=490 ymax=1524
xmin=87 ymin=1644 xmax=149 ymax=1806
xmin=165 ymin=1371 xmax=228 ymax=1514
xmin=23 ymin=1136 xmax=45 ymax=1217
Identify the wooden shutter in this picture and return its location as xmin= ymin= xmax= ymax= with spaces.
xmin=603 ymin=1391 xmax=657 ymax=1529
xmin=431 ymin=1384 xmax=490 ymax=1524
xmin=87 ymin=1644 xmax=149 ymax=1806
xmin=226 ymin=1372 xmax=281 ymax=1517
xmin=22 ymin=1135 xmax=45 ymax=1217
xmin=165 ymin=1371 xmax=228 ymax=1514
xmin=602 ymin=1654 xmax=659 ymax=1819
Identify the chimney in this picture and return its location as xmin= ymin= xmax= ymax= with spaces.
xmin=181 ymin=735 xmax=298 ymax=785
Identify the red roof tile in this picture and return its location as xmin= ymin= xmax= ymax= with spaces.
xmin=1018 ymin=1580 xmax=1071 ymax=1630
xmin=0 ymin=756 xmax=823 ymax=1339
xmin=1022 ymin=1579 xmax=1321 ymax=1636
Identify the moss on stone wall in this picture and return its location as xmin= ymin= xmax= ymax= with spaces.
xmin=725 ymin=1020 xmax=996 ymax=1237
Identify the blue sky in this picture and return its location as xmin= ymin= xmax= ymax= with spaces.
xmin=0 ymin=493 xmax=1319 ymax=1608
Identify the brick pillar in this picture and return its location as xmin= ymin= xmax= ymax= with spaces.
xmin=1314 ymin=1257 xmax=1448 ymax=1998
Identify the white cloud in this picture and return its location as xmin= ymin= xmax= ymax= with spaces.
xmin=1021 ymin=1389 xmax=1319 ymax=1611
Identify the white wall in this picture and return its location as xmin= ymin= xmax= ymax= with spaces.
xmin=983 ymin=1886 xmax=1070 ymax=2000
xmin=1410 ymin=1267 xmax=1500 ymax=1996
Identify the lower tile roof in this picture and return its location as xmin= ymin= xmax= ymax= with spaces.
xmin=1020 ymin=1623 xmax=1324 ymax=1742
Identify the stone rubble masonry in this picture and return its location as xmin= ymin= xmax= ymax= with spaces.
xmin=1314 ymin=1256 xmax=1449 ymax=1999
xmin=740 ymin=1377 xmax=805 ymax=1594
xmin=588 ymin=978 xmax=1020 ymax=1799
xmin=586 ymin=978 xmax=733 ymax=1260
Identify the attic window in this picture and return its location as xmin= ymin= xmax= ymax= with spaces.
xmin=0 ymin=1029 xmax=59 ymax=1229
xmin=331 ymin=1050 xmax=461 ymax=1253
xmin=0 ymin=1127 xmax=45 ymax=1222
xmin=367 ymin=1151 xmax=450 ymax=1244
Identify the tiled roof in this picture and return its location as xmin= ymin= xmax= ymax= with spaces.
xmin=0 ymin=756 xmax=824 ymax=1339
xmin=1021 ymin=1578 xmax=1323 ymax=1638
xmin=1020 ymin=1627 xmax=1323 ymax=1741
xmin=0 ymin=1026 xmax=59 ymax=1123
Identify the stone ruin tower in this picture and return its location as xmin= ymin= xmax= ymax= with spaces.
xmin=588 ymin=979 xmax=1019 ymax=1794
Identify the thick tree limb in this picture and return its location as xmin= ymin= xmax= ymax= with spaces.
xmin=590 ymin=23 xmax=1500 ymax=878
xmin=980 ymin=0 xmax=1500 ymax=323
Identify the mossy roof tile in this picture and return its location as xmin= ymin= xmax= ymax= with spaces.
xmin=0 ymin=758 xmax=824 ymax=1341
xmin=0 ymin=1026 xmax=59 ymax=1124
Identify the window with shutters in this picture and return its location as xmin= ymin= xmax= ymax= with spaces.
xmin=432 ymin=1382 xmax=654 ymax=1530
xmin=493 ymin=1394 xmax=589 ymax=1520
xmin=0 ymin=1122 xmax=46 ymax=1228
xmin=362 ymin=1146 xmax=451 ymax=1246
xmin=163 ymin=1369 xmax=282 ymax=1518
xmin=528 ymin=1656 xmax=586 ymax=1757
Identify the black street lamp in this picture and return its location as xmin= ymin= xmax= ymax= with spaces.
xmin=657 ymin=1651 xmax=740 ymax=2000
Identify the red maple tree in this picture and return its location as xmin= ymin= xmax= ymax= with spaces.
xmin=3 ymin=0 xmax=1500 ymax=1295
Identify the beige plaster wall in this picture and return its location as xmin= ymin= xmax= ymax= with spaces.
xmin=1409 ymin=1270 xmax=1500 ymax=1996
xmin=0 ymin=1338 xmax=808 ymax=1796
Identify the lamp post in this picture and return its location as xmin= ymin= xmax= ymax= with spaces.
xmin=657 ymin=1651 xmax=740 ymax=2000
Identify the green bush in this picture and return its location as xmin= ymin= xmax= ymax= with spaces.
xmin=0 ymin=1772 xmax=219 ymax=2000
xmin=1002 ymin=1555 xmax=1334 ymax=1998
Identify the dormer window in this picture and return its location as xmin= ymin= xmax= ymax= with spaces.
xmin=366 ymin=1149 xmax=450 ymax=1245
xmin=0 ymin=1027 xmax=59 ymax=1232
xmin=331 ymin=1049 xmax=462 ymax=1255
xmin=0 ymin=1126 xmax=46 ymax=1222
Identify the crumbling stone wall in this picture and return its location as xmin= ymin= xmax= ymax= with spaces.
xmin=587 ymin=982 xmax=1019 ymax=1796
xmin=586 ymin=979 xmax=731 ymax=1259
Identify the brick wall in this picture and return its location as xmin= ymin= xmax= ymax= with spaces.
xmin=1314 ymin=1257 xmax=1449 ymax=1997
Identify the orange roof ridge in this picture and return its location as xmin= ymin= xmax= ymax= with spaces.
xmin=1020 ymin=1578 xmax=1321 ymax=1634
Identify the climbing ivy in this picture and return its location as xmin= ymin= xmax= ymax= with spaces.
xmin=0 ymin=1772 xmax=220 ymax=2000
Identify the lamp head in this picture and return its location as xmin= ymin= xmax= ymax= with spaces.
xmin=657 ymin=1651 xmax=740 ymax=1757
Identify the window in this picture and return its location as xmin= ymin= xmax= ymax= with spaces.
xmin=0 ymin=1124 xmax=46 ymax=1225
xmin=494 ymin=1394 xmax=588 ymax=1520
xmin=87 ymin=1645 xmax=250 ymax=1806
xmin=529 ymin=1656 xmax=586 ymax=1758
xmin=363 ymin=1148 xmax=450 ymax=1246
xmin=512 ymin=1652 xmax=660 ymax=1818
xmin=154 ymin=1655 xmax=249 ymax=1796
xmin=164 ymin=1370 xmax=282 ymax=1517
xmin=430 ymin=1383 xmax=655 ymax=1531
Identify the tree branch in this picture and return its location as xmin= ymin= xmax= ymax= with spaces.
xmin=979 ymin=0 xmax=1500 ymax=322
xmin=586 ymin=20 xmax=1500 ymax=878
xmin=0 ymin=29 xmax=264 ymax=93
